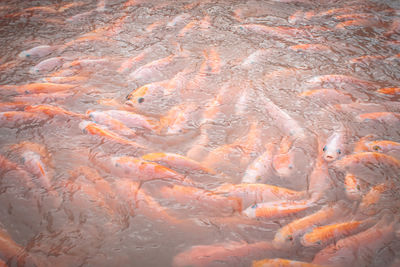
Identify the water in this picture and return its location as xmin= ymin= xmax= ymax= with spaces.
xmin=0 ymin=0 xmax=399 ymax=266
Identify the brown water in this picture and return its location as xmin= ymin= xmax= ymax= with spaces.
xmin=0 ymin=0 xmax=400 ymax=266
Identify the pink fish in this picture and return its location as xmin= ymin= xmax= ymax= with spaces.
xmin=30 ymin=57 xmax=65 ymax=74
xmin=322 ymin=127 xmax=348 ymax=162
xmin=18 ymin=45 xmax=57 ymax=59
xmin=242 ymin=143 xmax=276 ymax=184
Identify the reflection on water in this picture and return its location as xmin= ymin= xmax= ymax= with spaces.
xmin=0 ymin=0 xmax=400 ymax=266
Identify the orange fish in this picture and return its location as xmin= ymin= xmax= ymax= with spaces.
xmin=102 ymin=110 xmax=159 ymax=131
xmin=290 ymin=43 xmax=331 ymax=52
xmin=312 ymin=214 xmax=397 ymax=266
xmin=95 ymin=155 xmax=186 ymax=182
xmin=273 ymin=201 xmax=348 ymax=248
xmin=128 ymin=54 xmax=175 ymax=82
xmin=272 ymin=137 xmax=298 ymax=178
xmin=25 ymin=104 xmax=86 ymax=119
xmin=13 ymin=91 xmax=75 ymax=104
xmin=141 ymin=152 xmax=214 ymax=174
xmin=0 ymin=101 xmax=28 ymax=112
xmin=377 ymin=87 xmax=400 ymax=96
xmin=301 ymin=220 xmax=373 ymax=248
xmin=358 ymin=184 xmax=390 ymax=216
xmin=344 ymin=173 xmax=365 ymax=201
xmin=243 ymin=199 xmax=313 ymax=219
xmin=117 ymin=50 xmax=148 ymax=73
xmin=79 ymin=121 xmax=145 ymax=149
xmin=237 ymin=24 xmax=306 ymax=38
xmin=242 ymin=143 xmax=276 ymax=184
xmin=0 ymin=227 xmax=26 ymax=264
xmin=357 ymin=112 xmax=400 ymax=124
xmin=363 ymin=140 xmax=400 ymax=159
xmin=42 ymin=75 xmax=89 ymax=84
xmin=15 ymin=82 xmax=76 ymax=94
xmin=306 ymin=74 xmax=377 ymax=89
xmin=335 ymin=18 xmax=380 ymax=29
xmin=114 ymin=178 xmax=182 ymax=224
xmin=333 ymin=152 xmax=400 ymax=183
xmin=172 ymin=241 xmax=274 ymax=267
xmin=159 ymin=103 xmax=199 ymax=135
xmin=159 ymin=184 xmax=242 ymax=214
xmin=253 ymin=258 xmax=324 ymax=267
xmin=0 ymin=111 xmax=47 ymax=128
xmin=87 ymin=110 xmax=137 ymax=137
xmin=299 ymin=89 xmax=353 ymax=106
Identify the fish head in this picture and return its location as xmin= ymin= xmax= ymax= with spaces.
xmin=125 ymin=83 xmax=175 ymax=116
xmin=322 ymin=132 xmax=345 ymax=162
xmin=272 ymin=152 xmax=296 ymax=177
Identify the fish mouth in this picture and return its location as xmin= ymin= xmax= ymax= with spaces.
xmin=323 ymin=154 xmax=336 ymax=162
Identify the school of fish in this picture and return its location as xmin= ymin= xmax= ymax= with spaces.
xmin=0 ymin=0 xmax=400 ymax=266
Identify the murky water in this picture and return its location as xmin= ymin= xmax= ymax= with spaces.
xmin=0 ymin=0 xmax=400 ymax=266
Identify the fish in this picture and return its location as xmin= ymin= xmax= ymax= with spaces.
xmin=344 ymin=173 xmax=365 ymax=201
xmin=128 ymin=54 xmax=176 ymax=83
xmin=252 ymin=258 xmax=325 ymax=267
xmin=95 ymin=155 xmax=186 ymax=182
xmin=79 ymin=121 xmax=146 ymax=149
xmin=260 ymin=98 xmax=305 ymax=139
xmin=358 ymin=184 xmax=390 ymax=216
xmin=322 ymin=127 xmax=348 ymax=162
xmin=14 ymin=83 xmax=76 ymax=94
xmin=0 ymin=111 xmax=47 ymax=128
xmin=114 ymin=178 xmax=183 ymax=224
xmin=299 ymin=89 xmax=353 ymax=106
xmin=361 ymin=140 xmax=400 ymax=160
xmin=159 ymin=184 xmax=242 ymax=214
xmin=87 ymin=110 xmax=137 ymax=137
xmin=334 ymin=102 xmax=400 ymax=115
xmin=335 ymin=18 xmax=381 ymax=29
xmin=241 ymin=49 xmax=270 ymax=69
xmin=101 ymin=110 xmax=159 ymax=131
xmin=333 ymin=152 xmax=400 ymax=183
xmin=273 ymin=201 xmax=348 ymax=248
xmin=272 ymin=137 xmax=299 ymax=178
xmin=117 ymin=50 xmax=148 ymax=73
xmin=301 ymin=220 xmax=374 ymax=248
xmin=306 ymin=75 xmax=377 ymax=89
xmin=243 ymin=199 xmax=313 ymax=219
xmin=356 ymin=112 xmax=400 ymax=124
xmin=312 ymin=213 xmax=397 ymax=266
xmin=242 ymin=143 xmax=276 ymax=184
xmin=159 ymin=103 xmax=199 ymax=135
xmin=141 ymin=152 xmax=214 ymax=174
xmin=0 ymin=101 xmax=29 ymax=112
xmin=13 ymin=91 xmax=75 ymax=104
xmin=290 ymin=44 xmax=331 ymax=52
xmin=30 ymin=57 xmax=65 ymax=74
xmin=237 ymin=24 xmax=307 ymax=38
xmin=288 ymin=10 xmax=315 ymax=24
xmin=167 ymin=13 xmax=191 ymax=27
xmin=25 ymin=104 xmax=86 ymax=119
xmin=18 ymin=45 xmax=57 ymax=59
xmin=213 ymin=183 xmax=304 ymax=209
xmin=172 ymin=241 xmax=276 ymax=267
xmin=42 ymin=75 xmax=89 ymax=84
xmin=0 ymin=226 xmax=27 ymax=265
xmin=19 ymin=151 xmax=53 ymax=190
xmin=377 ymin=87 xmax=400 ymax=96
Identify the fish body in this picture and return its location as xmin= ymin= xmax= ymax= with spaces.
xmin=253 ymin=258 xmax=325 ymax=267
xmin=273 ymin=202 xmax=346 ymax=248
xmin=102 ymin=110 xmax=159 ymax=131
xmin=333 ymin=152 xmax=400 ymax=183
xmin=87 ymin=110 xmax=137 ymax=137
xmin=312 ymin=215 xmax=397 ymax=266
xmin=242 ymin=143 xmax=276 ymax=184
xmin=0 ymin=111 xmax=47 ymax=127
xmin=172 ymin=241 xmax=274 ymax=267
xmin=18 ymin=45 xmax=56 ymax=59
xmin=344 ymin=173 xmax=365 ymax=201
xmin=30 ymin=57 xmax=65 ymax=74
xmin=79 ymin=121 xmax=145 ymax=149
xmin=160 ymin=184 xmax=242 ymax=214
xmin=108 ymin=156 xmax=185 ymax=181
xmin=142 ymin=152 xmax=213 ymax=173
xmin=243 ymin=200 xmax=313 ymax=219
xmin=25 ymin=104 xmax=85 ymax=119
xmin=214 ymin=183 xmax=303 ymax=209
xmin=357 ymin=112 xmax=400 ymax=124
xmin=299 ymin=89 xmax=353 ymax=106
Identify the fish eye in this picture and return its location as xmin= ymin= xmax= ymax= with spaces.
xmin=126 ymin=94 xmax=132 ymax=100
xmin=26 ymin=54 xmax=30 ymax=58
xmin=336 ymin=149 xmax=341 ymax=154
xmin=251 ymin=203 xmax=258 ymax=209
xmin=373 ymin=145 xmax=381 ymax=151
xmin=323 ymin=146 xmax=326 ymax=152
xmin=288 ymin=164 xmax=293 ymax=170
xmin=138 ymin=97 xmax=144 ymax=103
